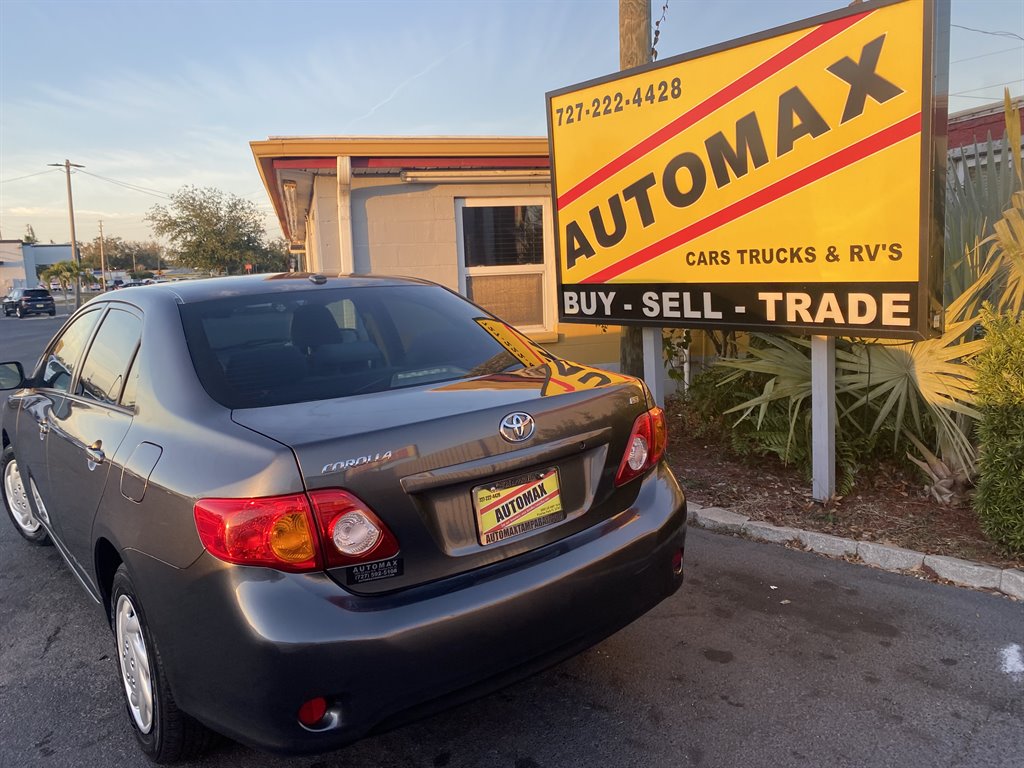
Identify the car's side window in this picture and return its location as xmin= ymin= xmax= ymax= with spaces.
xmin=77 ymin=309 xmax=143 ymax=407
xmin=41 ymin=309 xmax=102 ymax=392
xmin=120 ymin=351 xmax=141 ymax=410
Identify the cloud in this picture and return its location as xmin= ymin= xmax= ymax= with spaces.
xmin=345 ymin=42 xmax=470 ymax=129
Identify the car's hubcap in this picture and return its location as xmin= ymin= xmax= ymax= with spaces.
xmin=3 ymin=458 xmax=40 ymax=534
xmin=115 ymin=595 xmax=154 ymax=733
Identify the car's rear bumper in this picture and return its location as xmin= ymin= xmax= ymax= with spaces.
xmin=128 ymin=463 xmax=686 ymax=755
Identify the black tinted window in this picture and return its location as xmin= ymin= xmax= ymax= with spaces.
xmin=462 ymin=205 xmax=544 ymax=267
xmin=42 ymin=309 xmax=102 ymax=391
xmin=179 ymin=284 xmax=524 ymax=408
xmin=24 ymin=289 xmax=51 ymax=299
xmin=78 ymin=309 xmax=142 ymax=405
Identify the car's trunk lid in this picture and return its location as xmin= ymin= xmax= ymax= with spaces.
xmin=231 ymin=366 xmax=650 ymax=593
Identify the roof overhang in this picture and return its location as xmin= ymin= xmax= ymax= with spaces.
xmin=250 ymin=136 xmax=551 ymax=243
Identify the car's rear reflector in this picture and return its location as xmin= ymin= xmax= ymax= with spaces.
xmin=297 ymin=697 xmax=328 ymax=727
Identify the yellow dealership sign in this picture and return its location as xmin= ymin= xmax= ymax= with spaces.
xmin=547 ymin=0 xmax=948 ymax=339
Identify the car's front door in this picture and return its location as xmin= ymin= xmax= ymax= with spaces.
xmin=13 ymin=308 xmax=103 ymax=529
xmin=46 ymin=305 xmax=142 ymax=584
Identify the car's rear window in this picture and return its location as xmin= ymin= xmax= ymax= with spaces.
xmin=178 ymin=284 xmax=526 ymax=409
xmin=24 ymin=289 xmax=51 ymax=298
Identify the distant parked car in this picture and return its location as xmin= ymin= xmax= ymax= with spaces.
xmin=2 ymin=288 xmax=56 ymax=318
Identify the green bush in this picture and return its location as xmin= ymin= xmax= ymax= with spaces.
xmin=973 ymin=308 xmax=1024 ymax=555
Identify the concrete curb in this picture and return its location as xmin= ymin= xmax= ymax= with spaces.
xmin=687 ymin=502 xmax=1022 ymax=600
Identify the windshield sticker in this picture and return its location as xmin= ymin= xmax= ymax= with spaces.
xmin=473 ymin=318 xmax=633 ymax=396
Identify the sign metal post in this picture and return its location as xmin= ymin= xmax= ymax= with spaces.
xmin=811 ymin=336 xmax=837 ymax=500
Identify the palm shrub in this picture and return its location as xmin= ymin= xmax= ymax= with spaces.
xmin=973 ymin=307 xmax=1024 ymax=555
xmin=41 ymin=261 xmax=92 ymax=309
xmin=709 ymin=336 xmax=881 ymax=492
xmin=944 ymin=93 xmax=1022 ymax=310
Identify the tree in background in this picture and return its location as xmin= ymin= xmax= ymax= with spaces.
xmin=263 ymin=237 xmax=290 ymax=273
xmin=79 ymin=237 xmax=165 ymax=272
xmin=23 ymin=225 xmax=38 ymax=244
xmin=146 ymin=186 xmax=278 ymax=275
xmin=41 ymin=261 xmax=91 ymax=310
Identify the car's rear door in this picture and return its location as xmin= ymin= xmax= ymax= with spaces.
xmin=12 ymin=308 xmax=104 ymax=525
xmin=45 ymin=305 xmax=142 ymax=583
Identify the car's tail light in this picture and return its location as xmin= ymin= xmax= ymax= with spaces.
xmin=194 ymin=490 xmax=400 ymax=572
xmin=614 ymin=406 xmax=668 ymax=486
xmin=193 ymin=494 xmax=320 ymax=572
xmin=308 ymin=489 xmax=400 ymax=568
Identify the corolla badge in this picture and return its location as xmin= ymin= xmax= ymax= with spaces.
xmin=499 ymin=412 xmax=535 ymax=443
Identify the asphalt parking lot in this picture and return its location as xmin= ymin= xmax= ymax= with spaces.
xmin=1 ymin=314 xmax=1022 ymax=768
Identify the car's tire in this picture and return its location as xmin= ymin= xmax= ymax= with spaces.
xmin=1 ymin=445 xmax=50 ymax=544
xmin=48 ymin=309 xmax=55 ymax=316
xmin=111 ymin=565 xmax=214 ymax=763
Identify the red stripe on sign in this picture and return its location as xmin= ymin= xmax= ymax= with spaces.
xmin=556 ymin=9 xmax=872 ymax=210
xmin=580 ymin=112 xmax=922 ymax=285
xmin=478 ymin=471 xmax=555 ymax=516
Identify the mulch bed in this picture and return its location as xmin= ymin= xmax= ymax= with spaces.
xmin=663 ymin=398 xmax=1024 ymax=571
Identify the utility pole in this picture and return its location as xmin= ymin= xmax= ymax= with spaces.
xmin=48 ymin=159 xmax=85 ymax=308
xmin=619 ymin=0 xmax=652 ymax=380
xmin=99 ymin=219 xmax=108 ymax=292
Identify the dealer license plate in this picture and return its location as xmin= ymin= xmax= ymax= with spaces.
xmin=474 ymin=468 xmax=564 ymax=546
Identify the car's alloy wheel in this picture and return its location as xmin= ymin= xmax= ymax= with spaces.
xmin=1 ymin=446 xmax=49 ymax=544
xmin=110 ymin=566 xmax=213 ymax=763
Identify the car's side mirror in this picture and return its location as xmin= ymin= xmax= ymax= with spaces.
xmin=0 ymin=361 xmax=26 ymax=390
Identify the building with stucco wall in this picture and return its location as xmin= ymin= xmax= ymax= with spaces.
xmin=0 ymin=242 xmax=75 ymax=295
xmin=0 ymin=240 xmax=30 ymax=295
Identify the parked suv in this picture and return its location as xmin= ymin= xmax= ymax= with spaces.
xmin=2 ymin=288 xmax=56 ymax=318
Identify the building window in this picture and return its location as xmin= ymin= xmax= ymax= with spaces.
xmin=456 ymin=197 xmax=554 ymax=332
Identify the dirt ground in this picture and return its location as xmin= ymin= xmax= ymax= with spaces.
xmin=663 ymin=398 xmax=1024 ymax=571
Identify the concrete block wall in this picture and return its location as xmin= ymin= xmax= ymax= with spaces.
xmin=345 ymin=177 xmax=621 ymax=367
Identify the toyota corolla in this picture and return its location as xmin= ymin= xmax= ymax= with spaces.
xmin=0 ymin=274 xmax=686 ymax=762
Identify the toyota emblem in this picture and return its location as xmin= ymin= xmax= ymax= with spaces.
xmin=499 ymin=412 xmax=535 ymax=443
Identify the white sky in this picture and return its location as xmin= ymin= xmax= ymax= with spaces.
xmin=1 ymin=0 xmax=1021 ymax=245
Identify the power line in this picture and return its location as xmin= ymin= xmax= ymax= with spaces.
xmin=949 ymin=78 xmax=1024 ymax=96
xmin=951 ymin=24 xmax=1024 ymax=43
xmin=950 ymin=45 xmax=1023 ymax=64
xmin=75 ymin=169 xmax=171 ymax=199
xmin=954 ymin=93 xmax=1023 ymax=101
xmin=0 ymin=168 xmax=61 ymax=184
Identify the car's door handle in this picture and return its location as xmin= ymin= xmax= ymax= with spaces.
xmin=85 ymin=441 xmax=105 ymax=467
xmin=38 ymin=419 xmax=50 ymax=438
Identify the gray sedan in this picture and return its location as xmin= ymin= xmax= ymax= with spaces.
xmin=0 ymin=274 xmax=686 ymax=762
